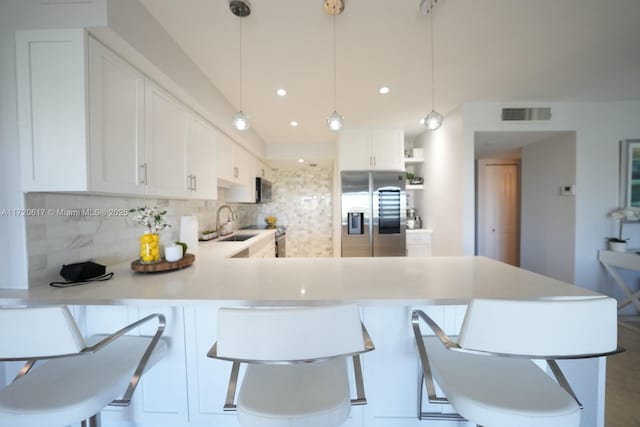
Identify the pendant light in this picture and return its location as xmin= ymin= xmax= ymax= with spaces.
xmin=325 ymin=1 xmax=344 ymax=132
xmin=231 ymin=1 xmax=250 ymax=131
xmin=422 ymin=0 xmax=443 ymax=131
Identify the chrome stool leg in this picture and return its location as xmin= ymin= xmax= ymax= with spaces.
xmin=81 ymin=413 xmax=101 ymax=427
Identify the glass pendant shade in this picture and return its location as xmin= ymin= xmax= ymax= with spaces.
xmin=232 ymin=111 xmax=250 ymax=131
xmin=326 ymin=110 xmax=344 ymax=132
xmin=424 ymin=110 xmax=443 ymax=131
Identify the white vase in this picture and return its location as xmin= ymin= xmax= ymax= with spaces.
xmin=608 ymin=241 xmax=627 ymax=252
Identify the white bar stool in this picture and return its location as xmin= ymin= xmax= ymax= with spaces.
xmin=0 ymin=306 xmax=167 ymax=427
xmin=208 ymin=304 xmax=374 ymax=427
xmin=411 ymin=297 xmax=623 ymax=426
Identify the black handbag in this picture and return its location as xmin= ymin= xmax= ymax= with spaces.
xmin=50 ymin=261 xmax=113 ymax=288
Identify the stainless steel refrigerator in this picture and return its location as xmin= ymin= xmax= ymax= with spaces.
xmin=341 ymin=171 xmax=406 ymax=257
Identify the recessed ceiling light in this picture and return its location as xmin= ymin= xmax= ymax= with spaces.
xmin=276 ymin=88 xmax=287 ymax=97
xmin=298 ymin=159 xmax=305 ymax=163
xmin=290 ymin=120 xmax=299 ymax=127
xmin=379 ymin=86 xmax=390 ymax=95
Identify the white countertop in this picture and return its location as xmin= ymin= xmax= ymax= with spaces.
xmin=0 ymin=251 xmax=602 ymax=306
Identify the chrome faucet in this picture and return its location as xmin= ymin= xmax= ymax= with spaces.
xmin=216 ymin=204 xmax=236 ymax=237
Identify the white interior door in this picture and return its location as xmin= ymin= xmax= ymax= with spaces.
xmin=479 ymin=162 xmax=520 ymax=265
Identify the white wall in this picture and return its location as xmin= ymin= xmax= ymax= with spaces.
xmin=520 ymin=133 xmax=576 ymax=283
xmin=415 ymin=106 xmax=472 ymax=255
xmin=465 ymin=101 xmax=640 ymax=295
xmin=0 ymin=31 xmax=28 ymax=289
xmin=0 ymin=0 xmax=107 ymax=30
xmin=464 ymin=101 xmax=640 ymax=427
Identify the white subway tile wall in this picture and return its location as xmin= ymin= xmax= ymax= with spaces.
xmin=257 ymin=167 xmax=333 ymax=258
xmin=24 ymin=193 xmax=257 ymax=286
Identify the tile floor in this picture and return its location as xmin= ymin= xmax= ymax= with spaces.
xmin=605 ymin=317 xmax=640 ymax=426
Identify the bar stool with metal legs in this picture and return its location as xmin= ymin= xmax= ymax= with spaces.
xmin=411 ymin=298 xmax=623 ymax=427
xmin=0 ymin=306 xmax=167 ymax=427
xmin=208 ymin=304 xmax=375 ymax=427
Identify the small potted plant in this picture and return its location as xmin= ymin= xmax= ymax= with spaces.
xmin=405 ymin=172 xmax=415 ymax=186
xmin=608 ymin=207 xmax=640 ymax=252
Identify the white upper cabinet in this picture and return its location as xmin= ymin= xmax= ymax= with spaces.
xmin=215 ymin=131 xmax=234 ymax=184
xmin=217 ymin=132 xmax=258 ymax=202
xmin=339 ymin=129 xmax=372 ymax=171
xmin=339 ymin=129 xmax=405 ymax=171
xmin=189 ymin=115 xmax=218 ymax=200
xmin=16 ymin=31 xmax=222 ymax=200
xmin=255 ymin=160 xmax=275 ymax=183
xmin=16 ymin=30 xmax=89 ymax=192
xmin=225 ymin=146 xmax=256 ymax=203
xmin=89 ymin=37 xmax=146 ymax=195
xmin=144 ymin=81 xmax=190 ymax=198
xmin=371 ymin=129 xmax=405 ymax=170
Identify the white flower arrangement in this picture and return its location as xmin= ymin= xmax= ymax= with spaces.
xmin=129 ymin=206 xmax=171 ymax=234
xmin=608 ymin=207 xmax=640 ymax=242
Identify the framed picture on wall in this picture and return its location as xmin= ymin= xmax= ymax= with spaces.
xmin=620 ymin=139 xmax=640 ymax=207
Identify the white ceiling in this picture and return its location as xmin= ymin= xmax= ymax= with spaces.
xmin=139 ymin=0 xmax=640 ymax=147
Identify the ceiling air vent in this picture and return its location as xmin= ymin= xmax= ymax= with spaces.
xmin=501 ymin=107 xmax=551 ymax=122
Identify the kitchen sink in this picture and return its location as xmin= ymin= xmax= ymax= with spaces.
xmin=217 ymin=234 xmax=256 ymax=242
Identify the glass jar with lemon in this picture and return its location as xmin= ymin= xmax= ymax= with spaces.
xmin=129 ymin=206 xmax=171 ymax=264
xmin=139 ymin=232 xmax=161 ymax=263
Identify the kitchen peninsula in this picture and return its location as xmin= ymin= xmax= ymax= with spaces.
xmin=0 ymin=252 xmax=615 ymax=427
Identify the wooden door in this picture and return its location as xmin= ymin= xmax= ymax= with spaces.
xmin=479 ymin=163 xmax=520 ymax=265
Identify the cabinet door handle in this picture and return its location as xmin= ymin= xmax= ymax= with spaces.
xmin=186 ymin=174 xmax=192 ymax=191
xmin=372 ymin=156 xmax=376 ymax=167
xmin=193 ymin=175 xmax=197 ymax=191
xmin=233 ymin=167 xmax=239 ymax=179
xmin=139 ymin=163 xmax=148 ymax=185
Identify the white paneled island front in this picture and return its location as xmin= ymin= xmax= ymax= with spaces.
xmin=0 ymin=252 xmax=614 ymax=427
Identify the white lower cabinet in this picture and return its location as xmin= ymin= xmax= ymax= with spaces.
xmin=249 ymin=235 xmax=276 ymax=258
xmin=64 ymin=304 xmax=468 ymax=427
xmin=362 ymin=305 xmax=469 ymax=427
xmin=184 ymin=306 xmax=240 ymax=426
xmin=406 ymin=229 xmax=433 ymax=257
xmin=81 ymin=305 xmax=190 ymax=427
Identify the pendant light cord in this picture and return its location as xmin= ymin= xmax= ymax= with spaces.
xmin=332 ymin=13 xmax=337 ymax=112
xmin=429 ymin=0 xmax=435 ymax=111
xmin=239 ymin=17 xmax=243 ymax=110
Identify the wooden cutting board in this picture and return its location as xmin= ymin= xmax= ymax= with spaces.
xmin=131 ymin=253 xmax=195 ymax=273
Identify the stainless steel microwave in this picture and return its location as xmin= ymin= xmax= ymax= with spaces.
xmin=255 ymin=177 xmax=272 ymax=203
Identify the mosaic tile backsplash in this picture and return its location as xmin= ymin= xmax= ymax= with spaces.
xmin=258 ymin=167 xmax=333 ymax=258
xmin=24 ymin=166 xmax=333 ymax=286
